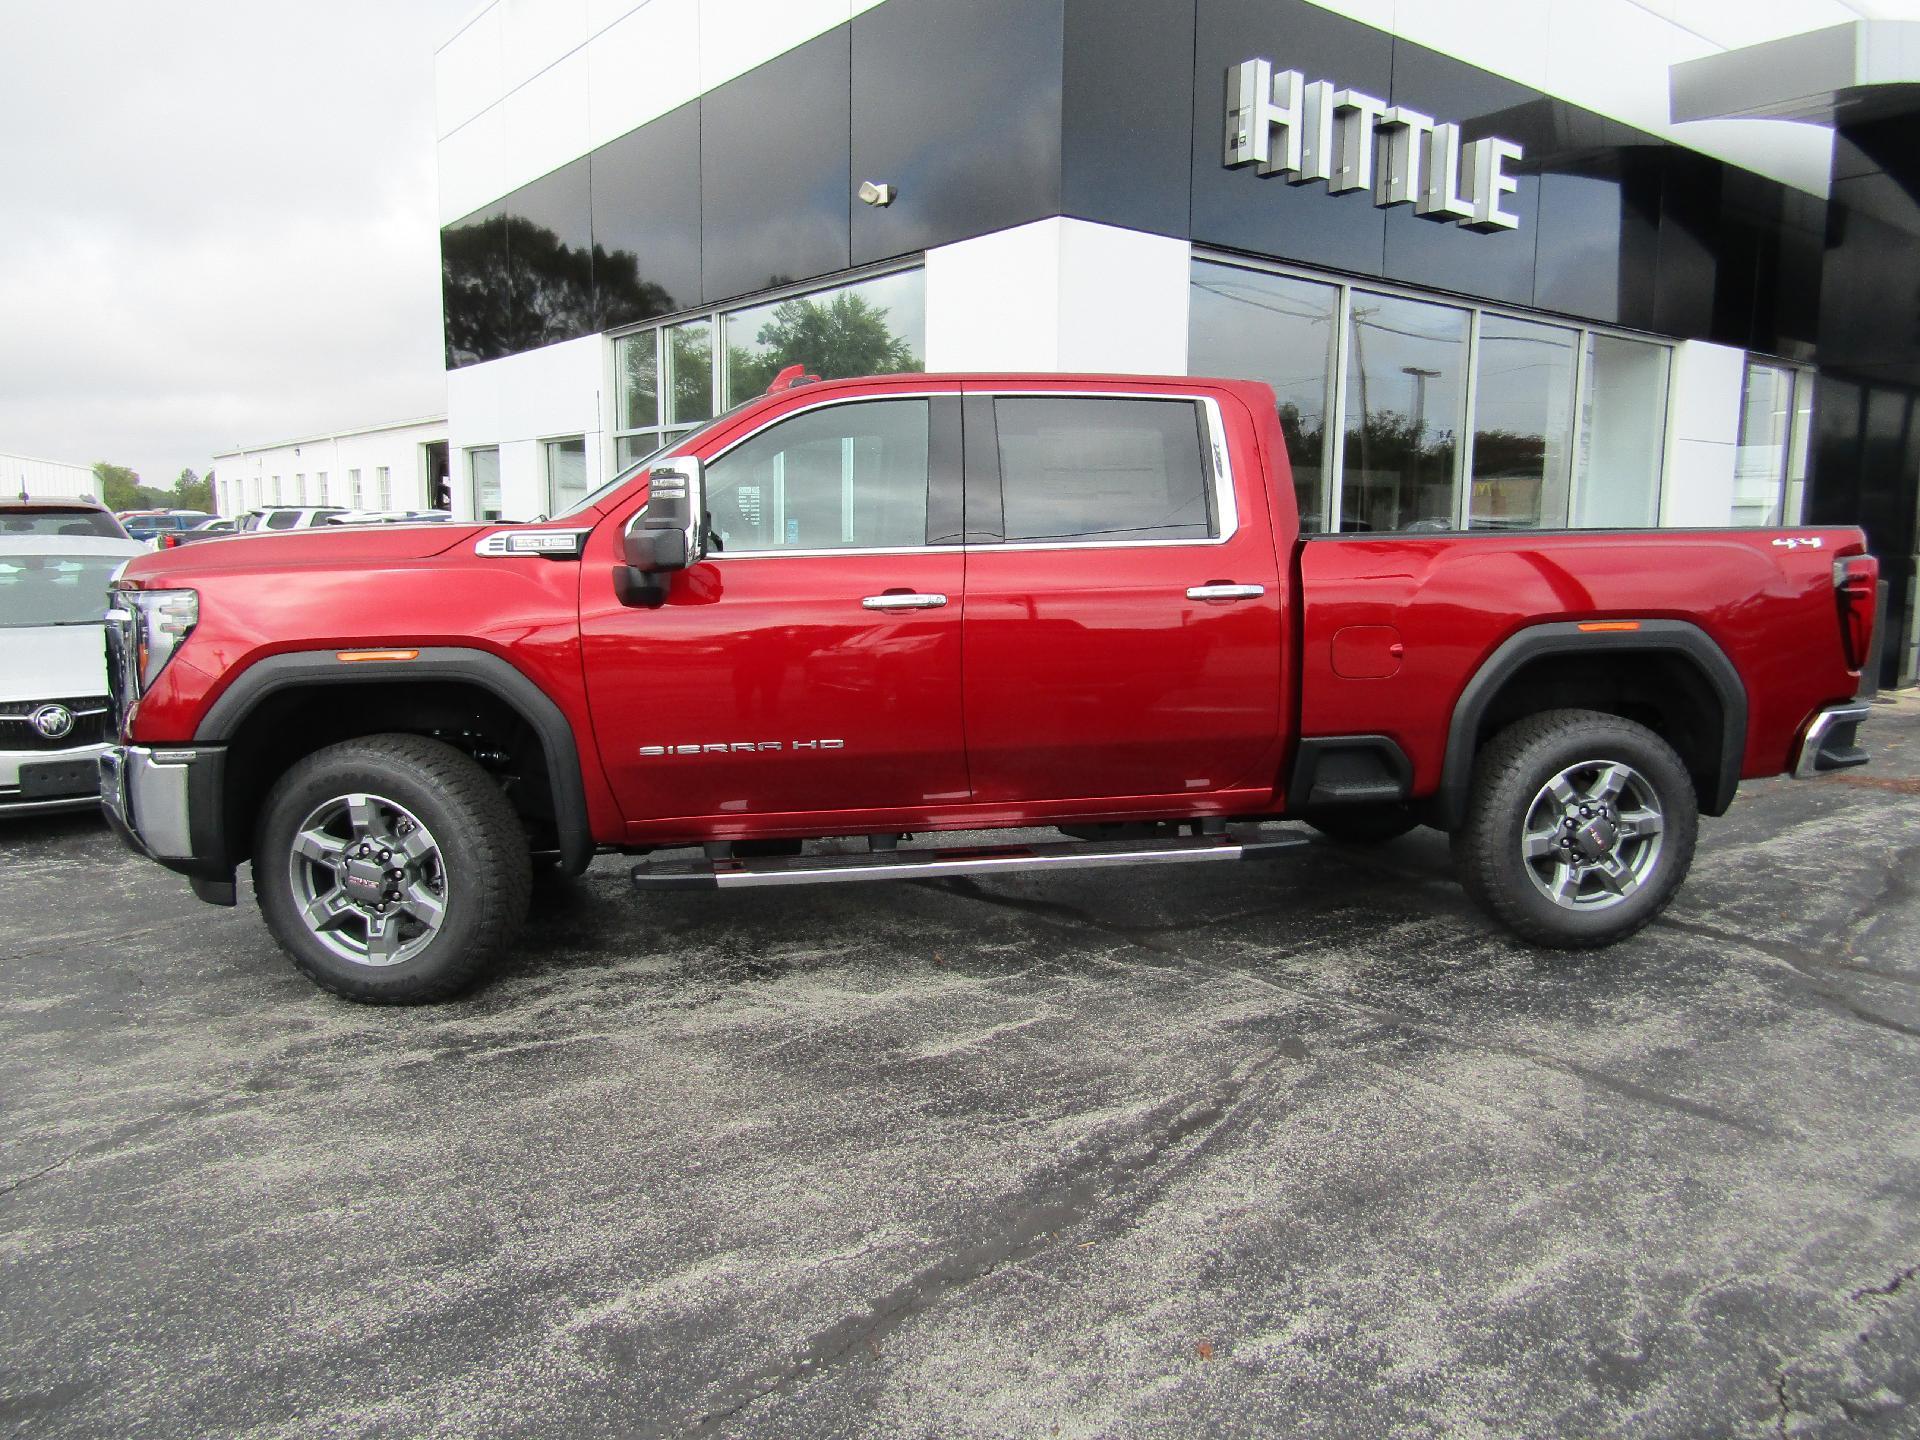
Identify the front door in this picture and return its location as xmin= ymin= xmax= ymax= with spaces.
xmin=580 ymin=394 xmax=969 ymax=834
xmin=960 ymin=389 xmax=1286 ymax=804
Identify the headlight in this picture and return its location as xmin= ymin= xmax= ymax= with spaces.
xmin=124 ymin=588 xmax=199 ymax=693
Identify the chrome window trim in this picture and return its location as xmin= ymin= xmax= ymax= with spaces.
xmin=700 ymin=388 xmax=1239 ymax=560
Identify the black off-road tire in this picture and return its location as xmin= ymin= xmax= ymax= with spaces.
xmin=253 ymin=734 xmax=532 ymax=1003
xmin=1305 ymin=805 xmax=1422 ymax=845
xmin=1453 ymin=708 xmax=1698 ymax=948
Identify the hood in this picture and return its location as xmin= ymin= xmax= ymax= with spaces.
xmin=122 ymin=522 xmax=487 ymax=585
xmin=0 ymin=623 xmax=108 ymax=704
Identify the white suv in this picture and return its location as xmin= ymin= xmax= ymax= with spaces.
xmin=0 ymin=508 xmax=148 ymax=815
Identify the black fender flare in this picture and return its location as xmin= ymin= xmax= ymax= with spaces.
xmin=1436 ymin=620 xmax=1748 ymax=830
xmin=196 ymin=646 xmax=595 ymax=875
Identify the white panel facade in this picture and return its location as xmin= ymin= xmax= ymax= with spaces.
xmin=447 ymin=335 xmax=607 ymax=521
xmin=1054 ymin=223 xmax=1190 ymax=377
xmin=2 ymin=453 xmax=98 ymax=503
xmin=924 ymin=221 xmax=1068 ymax=372
xmin=586 ymin=0 xmax=703 ymax=151
xmin=696 ymin=0 xmax=851 ymax=93
xmin=499 ymin=46 xmax=592 ymax=188
xmin=438 ymin=102 xmax=509 ymax=225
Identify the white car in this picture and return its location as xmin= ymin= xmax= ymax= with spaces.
xmin=0 ymin=530 xmax=148 ymax=815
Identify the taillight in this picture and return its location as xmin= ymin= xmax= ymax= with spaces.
xmin=1834 ymin=553 xmax=1879 ymax=671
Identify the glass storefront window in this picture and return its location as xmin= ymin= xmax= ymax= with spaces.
xmin=618 ymin=329 xmax=658 ymax=434
xmin=1733 ymin=362 xmax=1797 ymax=526
xmin=545 ymin=436 xmax=587 ymax=516
xmin=1341 ymin=292 xmax=1468 ymax=533
xmin=468 ymin=446 xmax=501 ymax=522
xmin=721 ymin=270 xmax=927 ymax=410
xmin=1188 ymin=262 xmax=1337 ymax=532
xmin=1572 ymin=336 xmax=1669 ymax=528
xmin=1470 ymin=316 xmax=1578 ymax=530
xmin=612 ymin=269 xmax=926 ymax=473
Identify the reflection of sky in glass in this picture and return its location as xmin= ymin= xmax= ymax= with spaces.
xmin=1188 ymin=264 xmax=1334 ymax=432
xmin=1346 ymin=293 xmax=1467 ymax=441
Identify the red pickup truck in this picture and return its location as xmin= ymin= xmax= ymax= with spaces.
xmin=99 ymin=371 xmax=1879 ymax=1003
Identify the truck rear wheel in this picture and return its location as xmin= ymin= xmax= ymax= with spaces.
xmin=1453 ymin=708 xmax=1697 ymax=948
xmin=253 ymin=734 xmax=532 ymax=1003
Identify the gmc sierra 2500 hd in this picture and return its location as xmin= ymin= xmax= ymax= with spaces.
xmin=99 ymin=370 xmax=1878 ymax=1003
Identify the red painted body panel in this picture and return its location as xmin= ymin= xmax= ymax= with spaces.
xmin=117 ymin=371 xmax=1871 ymax=853
xmin=1295 ymin=530 xmax=1867 ymax=790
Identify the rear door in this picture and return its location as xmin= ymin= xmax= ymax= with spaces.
xmin=959 ymin=387 xmax=1286 ymax=804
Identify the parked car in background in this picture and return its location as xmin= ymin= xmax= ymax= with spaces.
xmin=325 ymin=509 xmax=452 ymax=526
xmin=168 ymin=517 xmax=238 ymax=547
xmin=124 ymin=511 xmax=214 ymax=547
xmin=238 ymin=507 xmax=347 ymax=532
xmin=2 ymin=497 xmax=130 ymax=540
xmin=1 ymin=527 xmax=148 ymax=814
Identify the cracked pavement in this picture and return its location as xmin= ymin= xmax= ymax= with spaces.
xmin=4 ymin=693 xmax=1920 ymax=1437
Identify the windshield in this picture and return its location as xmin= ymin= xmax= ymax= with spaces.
xmin=0 ymin=553 xmax=125 ymax=627
xmin=0 ymin=509 xmax=126 ymax=539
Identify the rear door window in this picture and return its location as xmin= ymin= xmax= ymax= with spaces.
xmin=993 ymin=397 xmax=1215 ymax=544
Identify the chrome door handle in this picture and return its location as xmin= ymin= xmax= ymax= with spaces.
xmin=862 ymin=592 xmax=948 ymax=610
xmin=1186 ymin=584 xmax=1266 ymax=601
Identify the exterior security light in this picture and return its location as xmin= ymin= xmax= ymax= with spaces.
xmin=857 ymin=180 xmax=894 ymax=207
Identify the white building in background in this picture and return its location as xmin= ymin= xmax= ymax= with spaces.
xmin=2 ymin=451 xmax=98 ymax=503
xmin=211 ymin=416 xmax=451 ymax=518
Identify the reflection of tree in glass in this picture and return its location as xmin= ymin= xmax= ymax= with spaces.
xmin=731 ymin=292 xmax=919 ymax=397
xmin=442 ymin=218 xmax=673 ymax=367
xmin=670 ymin=326 xmax=714 ymax=425
xmin=594 ymin=244 xmax=673 ymax=332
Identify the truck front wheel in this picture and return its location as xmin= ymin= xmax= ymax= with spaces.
xmin=253 ymin=734 xmax=532 ymax=1003
xmin=1454 ymin=709 xmax=1698 ymax=948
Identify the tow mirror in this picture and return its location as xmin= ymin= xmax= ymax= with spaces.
xmin=616 ymin=457 xmax=706 ymax=608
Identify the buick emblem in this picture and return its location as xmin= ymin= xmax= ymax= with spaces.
xmin=29 ymin=704 xmax=75 ymax=741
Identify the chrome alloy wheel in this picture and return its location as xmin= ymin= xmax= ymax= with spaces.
xmin=286 ymin=792 xmax=448 ymax=966
xmin=1520 ymin=760 xmax=1666 ymax=911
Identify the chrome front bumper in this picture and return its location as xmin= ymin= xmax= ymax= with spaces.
xmin=99 ymin=746 xmax=234 ymax=903
xmin=1793 ymin=702 xmax=1873 ymax=778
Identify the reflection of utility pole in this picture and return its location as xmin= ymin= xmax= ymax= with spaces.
xmin=1402 ymin=366 xmax=1441 ymax=522
xmin=1402 ymin=366 xmax=1440 ymax=441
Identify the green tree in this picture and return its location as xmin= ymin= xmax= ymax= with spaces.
xmin=92 ymin=462 xmax=176 ymax=512
xmin=174 ymin=467 xmax=212 ymax=511
xmin=727 ymin=292 xmax=918 ymax=399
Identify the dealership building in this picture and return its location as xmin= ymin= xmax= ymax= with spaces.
xmin=435 ymin=0 xmax=1920 ymax=685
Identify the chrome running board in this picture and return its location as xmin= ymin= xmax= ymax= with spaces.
xmin=630 ymin=829 xmax=1310 ymax=892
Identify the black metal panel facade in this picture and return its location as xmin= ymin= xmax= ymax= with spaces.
xmin=442 ymin=0 xmax=1832 ymax=366
xmin=850 ymin=0 xmax=1066 ymax=267
xmin=1809 ymin=113 xmax=1920 ymax=686
xmin=701 ymin=27 xmax=852 ymax=305
xmin=591 ymin=100 xmax=702 ymax=331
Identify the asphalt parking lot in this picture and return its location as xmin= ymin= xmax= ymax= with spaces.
xmin=5 ymin=697 xmax=1920 ymax=1439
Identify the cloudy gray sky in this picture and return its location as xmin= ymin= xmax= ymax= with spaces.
xmin=0 ymin=0 xmax=475 ymax=489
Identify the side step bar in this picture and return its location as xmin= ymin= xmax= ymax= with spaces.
xmin=631 ymin=829 xmax=1310 ymax=892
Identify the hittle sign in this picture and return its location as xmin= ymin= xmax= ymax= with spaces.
xmin=1224 ymin=58 xmax=1523 ymax=232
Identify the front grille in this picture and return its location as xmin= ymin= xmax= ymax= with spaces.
xmin=104 ymin=603 xmax=136 ymax=735
xmin=0 ymin=698 xmax=113 ymax=751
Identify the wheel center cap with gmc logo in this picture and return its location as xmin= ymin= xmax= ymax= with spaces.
xmin=29 ymin=704 xmax=74 ymax=740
